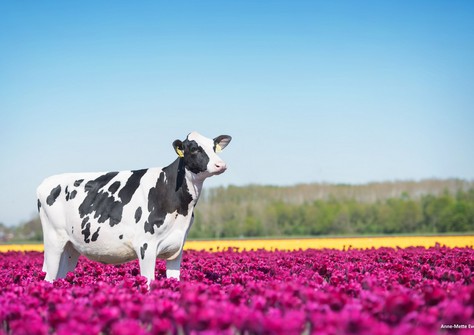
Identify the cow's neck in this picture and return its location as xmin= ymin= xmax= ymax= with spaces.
xmin=167 ymin=158 xmax=204 ymax=203
xmin=185 ymin=169 xmax=204 ymax=201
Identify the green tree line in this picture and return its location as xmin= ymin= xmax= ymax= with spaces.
xmin=191 ymin=180 xmax=474 ymax=238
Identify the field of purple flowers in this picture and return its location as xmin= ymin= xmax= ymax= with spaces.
xmin=1 ymin=246 xmax=474 ymax=334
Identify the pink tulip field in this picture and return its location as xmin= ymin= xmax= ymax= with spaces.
xmin=1 ymin=246 xmax=473 ymax=334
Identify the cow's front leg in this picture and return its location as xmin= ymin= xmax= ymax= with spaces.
xmin=166 ymin=248 xmax=183 ymax=280
xmin=137 ymin=243 xmax=157 ymax=285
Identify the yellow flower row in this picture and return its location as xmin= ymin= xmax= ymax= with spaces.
xmin=185 ymin=235 xmax=474 ymax=251
xmin=1 ymin=235 xmax=473 ymax=253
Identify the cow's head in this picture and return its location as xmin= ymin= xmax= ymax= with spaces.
xmin=173 ymin=132 xmax=232 ymax=179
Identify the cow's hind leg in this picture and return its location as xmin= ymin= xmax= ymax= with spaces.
xmin=43 ymin=242 xmax=66 ymax=282
xmin=40 ymin=212 xmax=67 ymax=282
xmin=57 ymin=242 xmax=80 ymax=279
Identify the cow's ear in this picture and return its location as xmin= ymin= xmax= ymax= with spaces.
xmin=173 ymin=140 xmax=184 ymax=158
xmin=214 ymin=135 xmax=232 ymax=153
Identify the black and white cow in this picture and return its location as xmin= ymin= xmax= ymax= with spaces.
xmin=37 ymin=132 xmax=231 ymax=284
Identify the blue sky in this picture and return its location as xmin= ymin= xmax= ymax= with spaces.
xmin=1 ymin=1 xmax=473 ymax=226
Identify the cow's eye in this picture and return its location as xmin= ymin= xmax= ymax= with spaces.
xmin=190 ymin=147 xmax=198 ymax=154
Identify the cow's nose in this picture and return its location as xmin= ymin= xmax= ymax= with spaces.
xmin=215 ymin=161 xmax=227 ymax=171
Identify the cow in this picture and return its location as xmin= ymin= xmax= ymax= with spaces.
xmin=36 ymin=131 xmax=231 ymax=284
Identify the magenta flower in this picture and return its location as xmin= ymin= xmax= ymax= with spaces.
xmin=0 ymin=247 xmax=473 ymax=334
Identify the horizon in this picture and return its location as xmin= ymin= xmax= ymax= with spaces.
xmin=214 ymin=177 xmax=474 ymax=187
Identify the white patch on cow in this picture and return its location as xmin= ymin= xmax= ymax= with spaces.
xmin=156 ymin=211 xmax=189 ymax=260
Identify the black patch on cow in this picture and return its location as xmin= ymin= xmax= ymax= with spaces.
xmin=135 ymin=207 xmax=142 ymax=223
xmin=144 ymin=158 xmax=193 ymax=234
xmin=46 ymin=185 xmax=62 ymax=206
xmin=182 ymin=139 xmax=210 ymax=174
xmin=82 ymin=221 xmax=91 ymax=243
xmin=108 ymin=181 xmax=121 ymax=194
xmin=140 ymin=243 xmax=148 ymax=260
xmin=81 ymin=217 xmax=92 ymax=242
xmin=91 ymin=227 xmax=101 ymax=242
xmin=37 ymin=199 xmax=41 ymax=212
xmin=74 ymin=179 xmax=84 ymax=187
xmin=83 ymin=172 xmax=118 ymax=193
xmin=119 ymin=234 xmax=123 ymax=240
xmin=78 ymin=172 xmax=122 ymax=226
xmin=118 ymin=169 xmax=147 ymax=204
xmin=144 ymin=221 xmax=153 ymax=234
xmin=65 ymin=185 xmax=77 ymax=201
xmin=78 ymin=170 xmax=147 ymax=228
xmin=70 ymin=190 xmax=77 ymax=200
xmin=81 ymin=216 xmax=89 ymax=228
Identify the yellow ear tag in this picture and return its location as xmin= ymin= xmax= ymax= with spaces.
xmin=176 ymin=148 xmax=184 ymax=158
xmin=215 ymin=144 xmax=222 ymax=153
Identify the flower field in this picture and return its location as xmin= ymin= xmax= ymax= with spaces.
xmin=1 ymin=242 xmax=474 ymax=334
